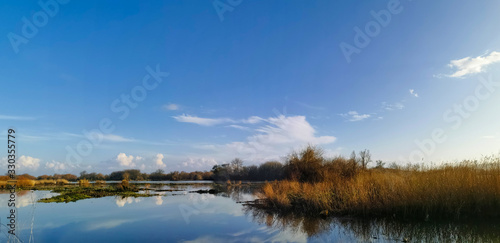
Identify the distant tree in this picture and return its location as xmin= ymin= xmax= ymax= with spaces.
xmin=80 ymin=171 xmax=87 ymax=179
xmin=123 ymin=169 xmax=141 ymax=180
xmin=18 ymin=174 xmax=36 ymax=180
xmin=231 ymin=158 xmax=243 ymax=172
xmin=375 ymin=160 xmax=385 ymax=169
xmin=123 ymin=172 xmax=130 ymax=181
xmin=38 ymin=175 xmax=50 ymax=180
xmin=62 ymin=174 xmax=78 ymax=181
xmin=96 ymin=173 xmax=105 ymax=181
xmin=388 ymin=162 xmax=400 ymax=170
xmin=259 ymin=161 xmax=284 ymax=180
xmin=109 ymin=171 xmax=125 ymax=181
xmin=358 ymin=149 xmax=372 ymax=169
xmin=350 ymin=151 xmax=357 ymax=164
xmin=246 ymin=165 xmax=259 ymax=180
xmin=284 ymin=146 xmax=324 ymax=183
xmin=211 ymin=164 xmax=231 ymax=181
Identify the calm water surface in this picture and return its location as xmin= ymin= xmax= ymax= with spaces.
xmin=1 ymin=183 xmax=499 ymax=242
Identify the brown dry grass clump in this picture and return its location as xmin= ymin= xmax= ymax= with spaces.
xmin=36 ymin=179 xmax=56 ymax=185
xmin=95 ymin=180 xmax=106 ymax=185
xmin=0 ymin=180 xmax=7 ymax=189
xmin=79 ymin=179 xmax=91 ymax=187
xmin=16 ymin=178 xmax=36 ymax=187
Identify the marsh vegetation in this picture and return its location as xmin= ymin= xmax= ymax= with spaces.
xmin=255 ymin=146 xmax=500 ymax=220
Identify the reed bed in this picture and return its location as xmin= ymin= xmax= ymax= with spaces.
xmin=0 ymin=180 xmax=7 ymax=189
xmin=79 ymin=179 xmax=91 ymax=187
xmin=261 ymin=150 xmax=500 ymax=220
xmin=35 ymin=179 xmax=70 ymax=185
xmin=16 ymin=178 xmax=36 ymax=187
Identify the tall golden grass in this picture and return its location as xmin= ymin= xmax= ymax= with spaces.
xmin=79 ymin=179 xmax=90 ymax=187
xmin=261 ymin=149 xmax=500 ymax=220
xmin=95 ymin=180 xmax=106 ymax=185
xmin=0 ymin=180 xmax=7 ymax=189
xmin=35 ymin=179 xmax=56 ymax=185
xmin=16 ymin=178 xmax=36 ymax=187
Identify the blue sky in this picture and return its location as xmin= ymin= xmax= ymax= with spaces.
xmin=1 ymin=0 xmax=500 ymax=175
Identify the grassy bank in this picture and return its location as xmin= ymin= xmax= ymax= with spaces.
xmin=259 ymin=147 xmax=500 ymax=220
xmin=35 ymin=179 xmax=160 ymax=203
xmin=38 ymin=186 xmax=159 ymax=203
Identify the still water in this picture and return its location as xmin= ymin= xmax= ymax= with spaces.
xmin=1 ymin=183 xmax=499 ymax=242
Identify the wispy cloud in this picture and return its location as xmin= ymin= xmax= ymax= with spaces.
xmin=64 ymin=133 xmax=136 ymax=142
xmin=102 ymin=134 xmax=135 ymax=142
xmin=444 ymin=51 xmax=500 ymax=78
xmin=203 ymin=115 xmax=336 ymax=162
xmin=173 ymin=114 xmax=263 ymax=126
xmin=409 ymin=89 xmax=419 ymax=98
xmin=227 ymin=125 xmax=252 ymax=131
xmin=382 ymin=102 xmax=405 ymax=111
xmin=0 ymin=115 xmax=35 ymax=120
xmin=173 ymin=114 xmax=235 ymax=126
xmin=163 ymin=103 xmax=180 ymax=111
xmin=296 ymin=101 xmax=325 ymax=110
xmin=241 ymin=116 xmax=263 ymax=124
xmin=340 ymin=111 xmax=371 ymax=122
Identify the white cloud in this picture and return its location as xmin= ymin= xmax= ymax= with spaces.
xmin=116 ymin=153 xmax=136 ymax=167
xmin=203 ymin=115 xmax=336 ymax=162
xmin=155 ymin=196 xmax=163 ymax=205
xmin=103 ymin=134 xmax=135 ymax=142
xmin=446 ymin=51 xmax=500 ymax=78
xmin=241 ymin=116 xmax=263 ymax=124
xmin=173 ymin=114 xmax=264 ymax=126
xmin=64 ymin=133 xmax=135 ymax=142
xmin=18 ymin=155 xmax=40 ymax=170
xmin=181 ymin=157 xmax=218 ymax=169
xmin=0 ymin=115 xmax=35 ymax=120
xmin=45 ymin=160 xmax=66 ymax=171
xmin=115 ymin=197 xmax=142 ymax=207
xmin=340 ymin=111 xmax=371 ymax=122
xmin=409 ymin=89 xmax=419 ymax=98
xmin=155 ymin=153 xmax=166 ymax=168
xmin=85 ymin=219 xmax=134 ymax=231
xmin=173 ymin=114 xmax=235 ymax=126
xmin=227 ymin=125 xmax=252 ymax=131
xmin=295 ymin=101 xmax=325 ymax=110
xmin=382 ymin=102 xmax=405 ymax=111
xmin=163 ymin=103 xmax=180 ymax=111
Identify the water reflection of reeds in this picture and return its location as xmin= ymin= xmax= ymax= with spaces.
xmin=243 ymin=205 xmax=500 ymax=242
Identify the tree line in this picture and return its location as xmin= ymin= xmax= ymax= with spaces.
xmin=2 ymin=148 xmax=375 ymax=182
